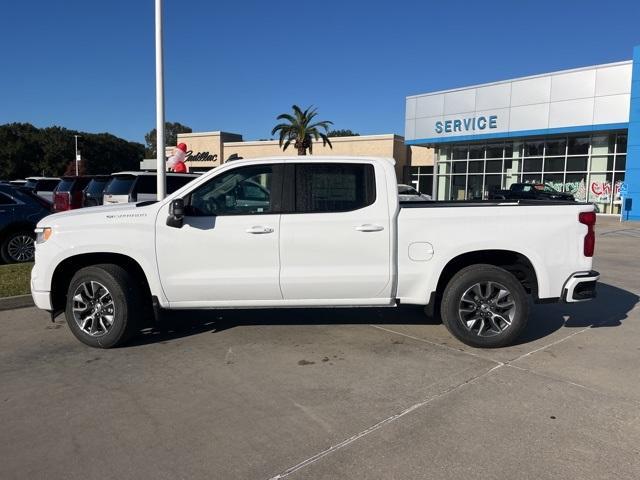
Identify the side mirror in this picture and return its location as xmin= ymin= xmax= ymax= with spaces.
xmin=166 ymin=198 xmax=185 ymax=228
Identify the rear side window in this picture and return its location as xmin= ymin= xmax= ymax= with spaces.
xmin=55 ymin=179 xmax=75 ymax=192
xmin=85 ymin=178 xmax=109 ymax=194
xmin=104 ymin=176 xmax=135 ymax=195
xmin=294 ymin=163 xmax=376 ymax=213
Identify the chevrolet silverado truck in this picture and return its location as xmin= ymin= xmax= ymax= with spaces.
xmin=30 ymin=156 xmax=599 ymax=349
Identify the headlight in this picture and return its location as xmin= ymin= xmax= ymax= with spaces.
xmin=34 ymin=227 xmax=53 ymax=244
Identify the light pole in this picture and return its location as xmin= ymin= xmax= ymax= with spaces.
xmin=74 ymin=135 xmax=81 ymax=175
xmin=155 ymin=0 xmax=166 ymax=199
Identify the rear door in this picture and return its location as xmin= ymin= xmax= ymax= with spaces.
xmin=279 ymin=162 xmax=392 ymax=303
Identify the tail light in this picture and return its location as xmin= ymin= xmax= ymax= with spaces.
xmin=53 ymin=192 xmax=71 ymax=212
xmin=579 ymin=211 xmax=596 ymax=257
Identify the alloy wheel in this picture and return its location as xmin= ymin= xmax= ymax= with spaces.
xmin=72 ymin=281 xmax=116 ymax=337
xmin=7 ymin=234 xmax=35 ymax=262
xmin=458 ymin=281 xmax=516 ymax=337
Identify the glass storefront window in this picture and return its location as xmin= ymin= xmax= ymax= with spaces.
xmin=566 ymin=156 xmax=588 ymax=171
xmin=565 ymin=173 xmax=587 ymax=201
xmin=613 ymin=172 xmax=625 ymax=214
xmin=437 ymin=146 xmax=450 ymax=162
xmin=426 ymin=131 xmax=626 ymax=212
xmin=524 ymin=140 xmax=544 ymax=157
xmin=437 ymin=162 xmax=450 ymax=174
xmin=545 ymin=138 xmax=566 ymax=156
xmin=484 ymin=175 xmax=502 ymax=199
xmin=590 ymin=156 xmax=614 ymax=171
xmin=437 ymin=175 xmax=450 ymax=201
xmin=486 ymin=160 xmax=502 ymax=173
xmin=588 ymin=172 xmax=614 ymax=213
xmin=467 ymin=175 xmax=483 ymax=200
xmin=544 ymin=173 xmax=564 ymax=192
xmin=452 ymin=161 xmax=467 ymax=174
xmin=523 ymin=158 xmax=543 ymax=172
xmin=451 ymin=176 xmax=466 ymax=200
xmin=568 ymin=137 xmax=590 ymax=155
xmin=523 ymin=174 xmax=542 ymax=184
xmin=469 ymin=144 xmax=484 ymax=159
xmin=486 ymin=143 xmax=504 ymax=159
xmin=452 ymin=145 xmax=468 ymax=160
xmin=544 ymin=157 xmax=565 ymax=172
xmin=468 ymin=161 xmax=484 ymax=173
xmin=591 ymin=135 xmax=615 ymax=155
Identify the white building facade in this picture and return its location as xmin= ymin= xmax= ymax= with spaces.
xmin=405 ymin=57 xmax=638 ymax=216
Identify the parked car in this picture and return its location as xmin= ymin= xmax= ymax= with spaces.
xmin=488 ymin=183 xmax=575 ymax=201
xmin=0 ymin=184 xmax=52 ymax=263
xmin=31 ymin=156 xmax=598 ymax=349
xmin=398 ymin=184 xmax=432 ymax=202
xmin=9 ymin=180 xmax=27 ymax=187
xmin=102 ymin=172 xmax=199 ymax=204
xmin=23 ymin=177 xmax=60 ymax=202
xmin=53 ymin=176 xmax=91 ymax=212
xmin=82 ymin=176 xmax=111 ymax=207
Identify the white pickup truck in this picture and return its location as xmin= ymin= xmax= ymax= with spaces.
xmin=31 ymin=156 xmax=599 ymax=349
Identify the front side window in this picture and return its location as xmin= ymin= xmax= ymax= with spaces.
xmin=295 ymin=163 xmax=376 ymax=213
xmin=186 ymin=165 xmax=274 ymax=216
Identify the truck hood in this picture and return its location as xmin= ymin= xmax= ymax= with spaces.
xmin=37 ymin=202 xmax=159 ymax=227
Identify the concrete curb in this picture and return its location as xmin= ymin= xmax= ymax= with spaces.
xmin=0 ymin=294 xmax=34 ymax=311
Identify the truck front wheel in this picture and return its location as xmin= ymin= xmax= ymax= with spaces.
xmin=65 ymin=264 xmax=142 ymax=348
xmin=440 ymin=264 xmax=529 ymax=348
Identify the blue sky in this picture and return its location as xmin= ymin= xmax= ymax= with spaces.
xmin=2 ymin=0 xmax=639 ymax=144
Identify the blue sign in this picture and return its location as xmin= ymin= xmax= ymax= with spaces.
xmin=435 ymin=115 xmax=498 ymax=134
xmin=619 ymin=182 xmax=628 ymax=197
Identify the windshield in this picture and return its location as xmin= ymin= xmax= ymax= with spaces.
xmin=104 ymin=176 xmax=135 ymax=195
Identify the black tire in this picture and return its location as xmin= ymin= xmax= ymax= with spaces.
xmin=1 ymin=230 xmax=35 ymax=263
xmin=65 ymin=264 xmax=143 ymax=348
xmin=440 ymin=264 xmax=529 ymax=348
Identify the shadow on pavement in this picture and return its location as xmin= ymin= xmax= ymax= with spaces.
xmin=514 ymin=283 xmax=638 ymax=345
xmin=131 ymin=282 xmax=638 ymax=348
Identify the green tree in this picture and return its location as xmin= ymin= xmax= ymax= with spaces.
xmin=327 ymin=129 xmax=359 ymax=137
xmin=271 ymin=105 xmax=333 ymax=156
xmin=144 ymin=122 xmax=192 ymax=157
xmin=0 ymin=123 xmax=144 ymax=178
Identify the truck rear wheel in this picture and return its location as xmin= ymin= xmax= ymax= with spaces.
xmin=440 ymin=264 xmax=529 ymax=348
xmin=65 ymin=264 xmax=142 ymax=348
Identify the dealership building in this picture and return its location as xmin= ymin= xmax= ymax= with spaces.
xmin=405 ymin=45 xmax=640 ymax=219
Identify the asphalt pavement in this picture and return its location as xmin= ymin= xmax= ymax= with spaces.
xmin=0 ymin=216 xmax=638 ymax=479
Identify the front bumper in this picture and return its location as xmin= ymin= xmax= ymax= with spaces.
xmin=562 ymin=270 xmax=599 ymax=302
xmin=31 ymin=288 xmax=53 ymax=311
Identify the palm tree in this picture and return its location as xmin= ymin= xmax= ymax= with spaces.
xmin=271 ymin=105 xmax=333 ymax=155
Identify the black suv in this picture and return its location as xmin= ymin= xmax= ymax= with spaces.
xmin=0 ymin=184 xmax=53 ymax=263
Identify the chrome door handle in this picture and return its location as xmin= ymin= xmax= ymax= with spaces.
xmin=246 ymin=225 xmax=274 ymax=234
xmin=355 ymin=224 xmax=384 ymax=232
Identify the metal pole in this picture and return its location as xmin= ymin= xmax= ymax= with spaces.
xmin=155 ymin=0 xmax=166 ymax=199
xmin=74 ymin=135 xmax=81 ymax=176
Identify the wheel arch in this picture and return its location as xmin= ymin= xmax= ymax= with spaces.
xmin=426 ymin=249 xmax=540 ymax=317
xmin=50 ymin=252 xmax=152 ymax=315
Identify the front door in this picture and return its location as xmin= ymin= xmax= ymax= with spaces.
xmin=279 ymin=162 xmax=392 ymax=303
xmin=156 ymin=163 xmax=283 ymax=306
